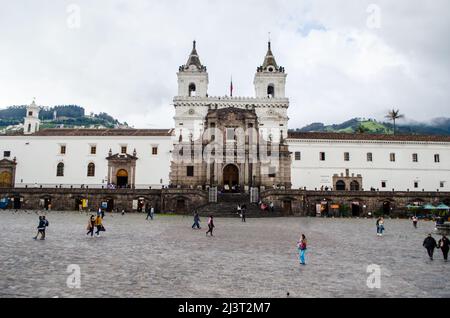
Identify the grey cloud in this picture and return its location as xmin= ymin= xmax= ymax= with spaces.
xmin=0 ymin=0 xmax=448 ymax=129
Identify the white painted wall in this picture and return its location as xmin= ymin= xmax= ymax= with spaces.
xmin=288 ymin=139 xmax=450 ymax=191
xmin=0 ymin=135 xmax=173 ymax=189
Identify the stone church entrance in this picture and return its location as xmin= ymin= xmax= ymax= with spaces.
xmin=116 ymin=169 xmax=129 ymax=188
xmin=223 ymin=164 xmax=239 ymax=191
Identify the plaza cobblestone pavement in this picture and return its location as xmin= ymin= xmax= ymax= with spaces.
xmin=0 ymin=210 xmax=448 ymax=298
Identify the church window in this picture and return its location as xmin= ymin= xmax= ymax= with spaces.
xmin=336 ymin=180 xmax=346 ymax=191
xmin=87 ymin=163 xmax=95 ymax=177
xmin=295 ymin=152 xmax=301 ymax=161
xmin=412 ymin=153 xmax=418 ymax=162
xmin=367 ymin=153 xmax=373 ymax=162
xmin=3 ymin=151 xmax=11 ymax=158
xmin=350 ymin=180 xmax=360 ymax=191
xmin=381 ymin=181 xmax=387 ymax=188
xmin=414 ymin=181 xmax=419 ymax=189
xmin=27 ymin=124 xmax=31 ymax=132
xmin=344 ymin=152 xmax=350 ymax=161
xmin=267 ymin=85 xmax=275 ymax=98
xmin=268 ymin=166 xmax=276 ymax=178
xmin=319 ymin=152 xmax=326 ymax=161
xmin=152 ymin=147 xmax=158 ymax=155
xmin=28 ymin=111 xmax=33 ymax=116
xmin=56 ymin=163 xmax=64 ymax=177
xmin=390 ymin=153 xmax=396 ymax=162
xmin=121 ymin=146 xmax=127 ymax=154
xmin=434 ymin=154 xmax=440 ymax=163
xmin=226 ymin=128 xmax=235 ymax=141
xmin=440 ymin=181 xmax=445 ymax=188
xmin=187 ymin=166 xmax=194 ymax=177
xmin=60 ymin=145 xmax=66 ymax=154
xmin=189 ymin=83 xmax=196 ymax=97
xmin=90 ymin=146 xmax=97 ymax=155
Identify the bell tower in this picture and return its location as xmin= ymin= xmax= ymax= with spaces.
xmin=23 ymin=99 xmax=41 ymax=135
xmin=177 ymin=41 xmax=209 ymax=97
xmin=254 ymin=41 xmax=287 ymax=98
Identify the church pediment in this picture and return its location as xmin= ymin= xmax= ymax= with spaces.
xmin=208 ymin=107 xmax=257 ymax=121
xmin=106 ymin=153 xmax=138 ymax=161
xmin=0 ymin=158 xmax=17 ymax=167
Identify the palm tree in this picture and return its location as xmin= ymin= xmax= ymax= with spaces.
xmin=385 ymin=109 xmax=404 ymax=135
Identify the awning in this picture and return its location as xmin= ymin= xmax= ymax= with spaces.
xmin=436 ymin=204 xmax=450 ymax=210
xmin=423 ymin=204 xmax=437 ymax=210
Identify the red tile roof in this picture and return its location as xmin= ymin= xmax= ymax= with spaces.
xmin=287 ymin=131 xmax=450 ymax=142
xmin=32 ymin=128 xmax=174 ymax=137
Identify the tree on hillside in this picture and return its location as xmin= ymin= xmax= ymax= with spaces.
xmin=385 ymin=109 xmax=404 ymax=135
xmin=355 ymin=124 xmax=369 ymax=134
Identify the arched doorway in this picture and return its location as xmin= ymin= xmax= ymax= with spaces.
xmin=116 ymin=169 xmax=128 ymax=188
xmin=336 ymin=180 xmax=346 ymax=191
xmin=176 ymin=199 xmax=186 ymax=213
xmin=351 ymin=201 xmax=361 ymax=217
xmin=0 ymin=171 xmax=12 ymax=188
xmin=13 ymin=196 xmax=21 ymax=209
xmin=283 ymin=200 xmax=292 ymax=215
xmin=223 ymin=164 xmax=239 ymax=191
xmin=382 ymin=201 xmax=391 ymax=215
xmin=75 ymin=198 xmax=82 ymax=210
xmin=41 ymin=197 xmax=52 ymax=210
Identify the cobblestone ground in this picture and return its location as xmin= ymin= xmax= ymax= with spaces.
xmin=0 ymin=210 xmax=449 ymax=298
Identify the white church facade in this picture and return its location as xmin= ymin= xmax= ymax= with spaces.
xmin=0 ymin=42 xmax=449 ymax=193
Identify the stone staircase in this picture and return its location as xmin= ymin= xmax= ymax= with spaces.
xmin=195 ymin=193 xmax=282 ymax=218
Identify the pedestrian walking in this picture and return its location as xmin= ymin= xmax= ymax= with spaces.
xmin=241 ymin=206 xmax=246 ymax=223
xmin=33 ymin=216 xmax=45 ymax=240
xmin=297 ymin=234 xmax=307 ymax=265
xmin=95 ymin=214 xmax=105 ymax=236
xmin=150 ymin=205 xmax=155 ymax=220
xmin=237 ymin=204 xmax=241 ymax=216
xmin=40 ymin=216 xmax=49 ymax=240
xmin=270 ymin=202 xmax=274 ymax=213
xmin=86 ymin=215 xmax=95 ymax=237
xmin=206 ymin=215 xmax=215 ymax=236
xmin=438 ymin=235 xmax=450 ymax=261
xmin=192 ymin=211 xmax=201 ymax=229
xmin=145 ymin=204 xmax=154 ymax=220
xmin=412 ymin=216 xmax=418 ymax=228
xmin=376 ymin=217 xmax=385 ymax=236
xmin=423 ymin=234 xmax=438 ymax=260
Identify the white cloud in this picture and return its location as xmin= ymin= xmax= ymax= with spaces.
xmin=0 ymin=0 xmax=448 ymax=129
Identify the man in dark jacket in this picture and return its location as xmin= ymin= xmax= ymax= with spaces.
xmin=192 ymin=211 xmax=201 ymax=229
xmin=438 ymin=235 xmax=450 ymax=261
xmin=33 ymin=216 xmax=48 ymax=240
xmin=423 ymin=234 xmax=438 ymax=260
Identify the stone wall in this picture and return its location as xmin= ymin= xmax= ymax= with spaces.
xmin=0 ymin=188 xmax=208 ymax=214
xmin=1 ymin=187 xmax=448 ymax=217
xmin=261 ymin=189 xmax=450 ymax=217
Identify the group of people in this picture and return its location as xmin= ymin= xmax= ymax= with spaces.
xmin=191 ymin=212 xmax=216 ymax=236
xmin=33 ymin=216 xmax=49 ymax=240
xmin=237 ymin=204 xmax=247 ymax=222
xmin=258 ymin=200 xmax=274 ymax=212
xmin=86 ymin=211 xmax=106 ymax=237
xmin=423 ymin=234 xmax=449 ymax=261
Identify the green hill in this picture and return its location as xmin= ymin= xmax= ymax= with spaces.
xmin=294 ymin=118 xmax=450 ymax=136
xmin=0 ymin=105 xmax=126 ymax=129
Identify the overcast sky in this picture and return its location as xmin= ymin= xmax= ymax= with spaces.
xmin=0 ymin=0 xmax=449 ymax=129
